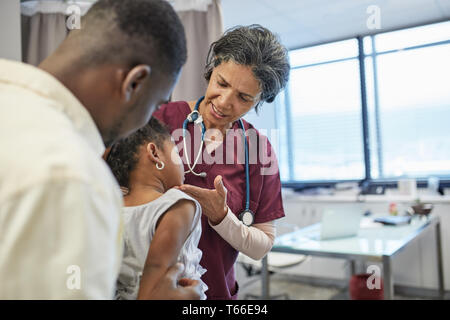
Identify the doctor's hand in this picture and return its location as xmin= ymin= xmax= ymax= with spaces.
xmin=176 ymin=175 xmax=228 ymax=225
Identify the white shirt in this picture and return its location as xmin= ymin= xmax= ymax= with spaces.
xmin=116 ymin=189 xmax=207 ymax=300
xmin=0 ymin=59 xmax=123 ymax=299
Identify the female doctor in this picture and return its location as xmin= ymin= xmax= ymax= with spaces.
xmin=153 ymin=25 xmax=290 ymax=300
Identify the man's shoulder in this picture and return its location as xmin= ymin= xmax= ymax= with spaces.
xmin=152 ymin=100 xmax=190 ymax=129
xmin=161 ymin=100 xmax=190 ymax=112
xmin=0 ymin=125 xmax=118 ymax=202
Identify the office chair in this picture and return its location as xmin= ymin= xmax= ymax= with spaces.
xmin=237 ymin=252 xmax=309 ymax=300
xmin=237 ymin=221 xmax=309 ymax=299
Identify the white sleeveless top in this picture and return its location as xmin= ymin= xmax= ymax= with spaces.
xmin=115 ymin=188 xmax=207 ymax=300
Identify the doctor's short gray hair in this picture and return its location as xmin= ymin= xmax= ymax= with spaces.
xmin=204 ymin=24 xmax=290 ymax=111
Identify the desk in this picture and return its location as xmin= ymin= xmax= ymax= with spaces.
xmin=262 ymin=215 xmax=444 ymax=299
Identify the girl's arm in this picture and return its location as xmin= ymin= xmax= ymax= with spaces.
xmin=137 ymin=199 xmax=195 ymax=299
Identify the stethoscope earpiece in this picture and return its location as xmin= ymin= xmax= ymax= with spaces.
xmin=187 ymin=110 xmax=200 ymax=123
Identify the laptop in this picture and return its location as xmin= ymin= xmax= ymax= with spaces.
xmin=309 ymin=206 xmax=363 ymax=241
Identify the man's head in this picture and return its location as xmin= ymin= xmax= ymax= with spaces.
xmin=40 ymin=0 xmax=187 ymax=147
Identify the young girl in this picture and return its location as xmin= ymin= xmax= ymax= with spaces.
xmin=106 ymin=117 xmax=207 ymax=300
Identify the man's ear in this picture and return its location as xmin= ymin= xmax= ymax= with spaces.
xmin=146 ymin=142 xmax=161 ymax=164
xmin=122 ymin=65 xmax=151 ymax=102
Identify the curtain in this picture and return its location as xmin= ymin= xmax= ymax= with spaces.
xmin=20 ymin=1 xmax=92 ymax=66
xmin=171 ymin=0 xmax=224 ymax=102
xmin=20 ymin=0 xmax=224 ymax=102
xmin=21 ymin=12 xmax=68 ymax=66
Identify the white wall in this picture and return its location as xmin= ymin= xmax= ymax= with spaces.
xmin=0 ymin=0 xmax=22 ymax=61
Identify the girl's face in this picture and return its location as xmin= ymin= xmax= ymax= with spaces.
xmin=159 ymin=138 xmax=184 ymax=189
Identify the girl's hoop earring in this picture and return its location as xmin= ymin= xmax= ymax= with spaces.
xmin=156 ymin=161 xmax=165 ymax=170
xmin=120 ymin=186 xmax=129 ymax=196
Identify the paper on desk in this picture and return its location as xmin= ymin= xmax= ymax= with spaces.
xmin=360 ymin=217 xmax=383 ymax=229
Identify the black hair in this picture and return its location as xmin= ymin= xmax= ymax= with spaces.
xmin=106 ymin=117 xmax=171 ymax=188
xmin=77 ymin=0 xmax=187 ymax=76
xmin=204 ymin=24 xmax=290 ymax=111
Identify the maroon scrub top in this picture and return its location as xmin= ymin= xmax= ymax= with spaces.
xmin=153 ymin=101 xmax=285 ymax=300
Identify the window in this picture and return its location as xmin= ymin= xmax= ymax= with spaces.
xmin=367 ymin=42 xmax=450 ymax=179
xmin=278 ymin=21 xmax=450 ymax=185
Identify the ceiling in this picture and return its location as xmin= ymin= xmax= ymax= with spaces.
xmin=221 ymin=0 xmax=450 ymax=49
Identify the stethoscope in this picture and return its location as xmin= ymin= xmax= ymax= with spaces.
xmin=182 ymin=96 xmax=254 ymax=226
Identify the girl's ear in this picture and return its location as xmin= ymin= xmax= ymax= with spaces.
xmin=146 ymin=142 xmax=162 ymax=163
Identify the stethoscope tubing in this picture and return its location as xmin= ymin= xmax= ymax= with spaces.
xmin=183 ymin=96 xmax=251 ymax=212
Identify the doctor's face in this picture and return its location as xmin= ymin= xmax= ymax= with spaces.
xmin=202 ymin=60 xmax=261 ymax=130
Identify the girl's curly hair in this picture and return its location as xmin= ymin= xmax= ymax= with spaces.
xmin=105 ymin=117 xmax=171 ymax=189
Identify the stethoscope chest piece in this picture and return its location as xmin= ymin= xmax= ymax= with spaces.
xmin=239 ymin=209 xmax=255 ymax=227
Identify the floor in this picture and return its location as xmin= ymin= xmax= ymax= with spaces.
xmin=235 ymin=263 xmax=429 ymax=300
